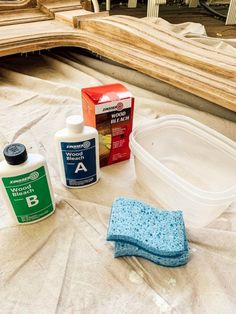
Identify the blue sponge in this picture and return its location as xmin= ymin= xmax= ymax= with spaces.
xmin=107 ymin=197 xmax=189 ymax=267
xmin=115 ymin=242 xmax=189 ymax=267
xmin=107 ymin=197 xmax=187 ymax=257
xmin=114 ymin=236 xmax=189 ymax=267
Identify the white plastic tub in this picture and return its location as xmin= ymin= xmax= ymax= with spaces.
xmin=130 ymin=115 xmax=236 ymax=227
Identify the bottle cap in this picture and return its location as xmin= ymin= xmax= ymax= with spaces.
xmin=3 ymin=143 xmax=28 ymax=165
xmin=66 ymin=115 xmax=84 ymax=133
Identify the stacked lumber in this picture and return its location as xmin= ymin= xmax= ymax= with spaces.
xmin=0 ymin=2 xmax=235 ymax=111
xmin=79 ymin=16 xmax=236 ymax=111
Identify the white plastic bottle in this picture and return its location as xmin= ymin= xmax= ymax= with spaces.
xmin=0 ymin=143 xmax=55 ymax=224
xmin=54 ymin=115 xmax=100 ymax=188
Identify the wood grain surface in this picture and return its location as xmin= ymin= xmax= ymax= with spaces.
xmin=0 ymin=1 xmax=235 ymax=112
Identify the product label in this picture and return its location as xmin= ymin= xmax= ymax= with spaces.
xmin=95 ymin=98 xmax=133 ymax=167
xmin=61 ymin=139 xmax=97 ymax=187
xmin=2 ymin=166 xmax=54 ymax=223
xmin=95 ymin=99 xmax=132 ymax=115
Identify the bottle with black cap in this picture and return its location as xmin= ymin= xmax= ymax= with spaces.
xmin=0 ymin=143 xmax=55 ymax=224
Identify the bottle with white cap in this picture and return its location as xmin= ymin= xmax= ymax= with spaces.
xmin=54 ymin=115 xmax=99 ymax=188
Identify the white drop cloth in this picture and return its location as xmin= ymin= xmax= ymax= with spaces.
xmin=0 ymin=19 xmax=236 ymax=314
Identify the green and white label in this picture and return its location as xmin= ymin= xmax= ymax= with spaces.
xmin=2 ymin=166 xmax=54 ymax=223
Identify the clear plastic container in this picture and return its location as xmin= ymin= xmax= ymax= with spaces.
xmin=130 ymin=115 xmax=236 ymax=227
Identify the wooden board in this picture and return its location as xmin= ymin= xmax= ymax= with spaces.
xmin=0 ymin=8 xmax=52 ymax=26
xmin=55 ymin=9 xmax=108 ymax=27
xmin=39 ymin=0 xmax=82 ymax=13
xmin=0 ymin=0 xmax=36 ymax=10
xmin=0 ymin=1 xmax=235 ymax=112
xmin=79 ymin=16 xmax=236 ymax=79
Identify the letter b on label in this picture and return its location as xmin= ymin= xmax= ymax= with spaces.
xmin=26 ymin=195 xmax=39 ymax=207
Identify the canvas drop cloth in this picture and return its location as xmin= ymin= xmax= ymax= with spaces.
xmin=0 ymin=19 xmax=236 ymax=314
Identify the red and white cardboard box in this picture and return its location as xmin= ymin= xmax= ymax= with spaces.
xmin=82 ymin=83 xmax=134 ymax=167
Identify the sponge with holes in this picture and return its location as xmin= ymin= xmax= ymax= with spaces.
xmin=114 ymin=238 xmax=189 ymax=267
xmin=107 ymin=197 xmax=189 ymax=266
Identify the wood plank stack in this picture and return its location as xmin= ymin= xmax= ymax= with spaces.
xmin=0 ymin=2 xmax=235 ymax=112
xmin=79 ymin=16 xmax=236 ymax=112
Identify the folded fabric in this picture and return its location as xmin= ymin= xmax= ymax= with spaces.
xmin=107 ymin=197 xmax=189 ymax=267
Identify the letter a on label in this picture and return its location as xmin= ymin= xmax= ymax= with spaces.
xmin=75 ymin=162 xmax=88 ymax=173
xmin=26 ymin=195 xmax=39 ymax=207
